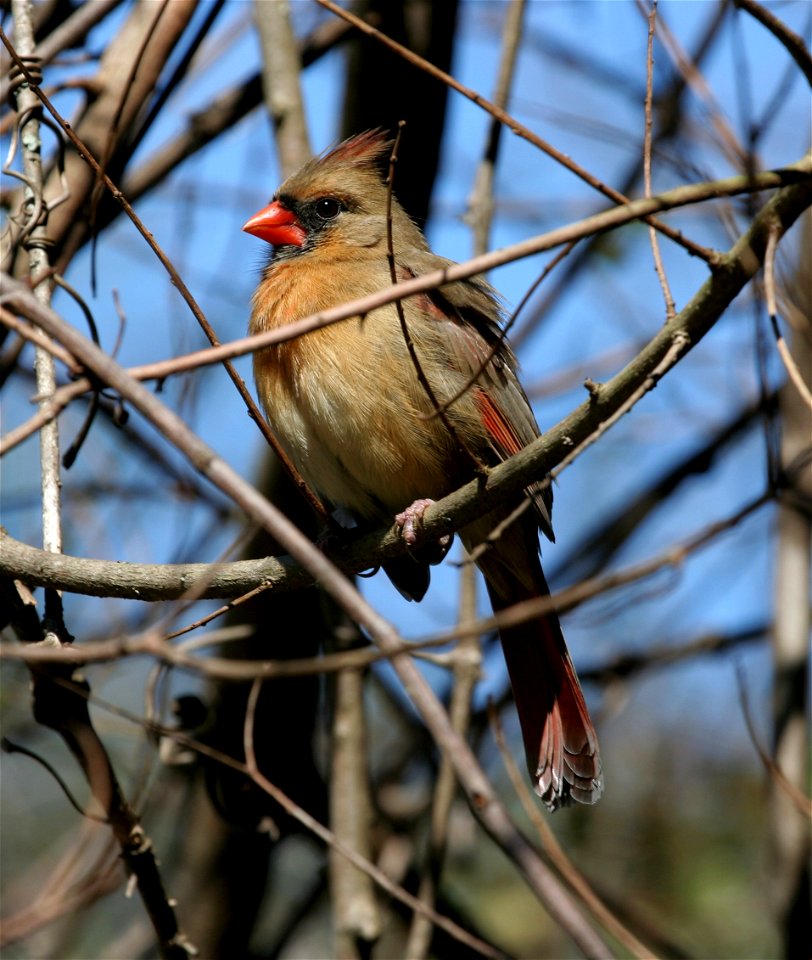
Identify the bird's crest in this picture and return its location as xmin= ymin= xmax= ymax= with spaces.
xmin=320 ymin=129 xmax=392 ymax=168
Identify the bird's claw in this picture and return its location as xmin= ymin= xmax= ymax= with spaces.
xmin=395 ymin=498 xmax=450 ymax=551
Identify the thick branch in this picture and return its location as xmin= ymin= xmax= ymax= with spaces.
xmin=2 ymin=162 xmax=804 ymax=451
xmin=0 ymin=282 xmax=612 ymax=960
xmin=2 ymin=168 xmax=810 ymax=602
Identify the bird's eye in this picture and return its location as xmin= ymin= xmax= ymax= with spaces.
xmin=314 ymin=198 xmax=341 ymax=221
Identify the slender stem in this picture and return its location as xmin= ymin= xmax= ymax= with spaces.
xmin=733 ymin=0 xmax=812 ymax=87
xmin=316 ymin=0 xmax=711 ymax=262
xmin=0 ymin=26 xmax=329 ymax=522
xmin=642 ymin=0 xmax=676 ymax=321
xmin=11 ymin=0 xmax=62 ymax=555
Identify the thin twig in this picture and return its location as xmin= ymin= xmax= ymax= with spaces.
xmin=548 ymin=336 xmax=689 ymax=484
xmin=650 ymin=3 xmax=747 ymax=168
xmin=1 ymin=738 xmax=108 ymax=823
xmin=508 ymin=0 xmax=729 ymax=352
xmin=88 ymin=0 xmax=170 ymax=293
xmin=420 ymin=0 xmax=533 ymax=425
xmin=113 ymin=16 xmax=354 ymax=212
xmin=0 ymin=0 xmax=122 ymax=102
xmin=253 ymin=0 xmax=311 ymax=177
xmin=0 ymin=441 xmax=773 ymax=620
xmin=0 ymin=280 xmax=613 ymax=957
xmin=0 ymin=305 xmax=80 ymax=372
xmin=385 ymin=123 xmax=487 ymax=473
xmin=406 ymin=558 xmax=482 ymax=959
xmin=403 ymin=10 xmax=532 ymax=932
xmin=163 ymin=584 xmax=273 ymax=642
xmin=1 ymin=827 xmax=122 ymax=948
xmin=464 ymin=496 xmax=534 ymax=567
xmin=240 ymin=680 xmax=500 ymax=959
xmin=643 ymin=1 xmax=676 ymax=321
xmin=733 ymin=0 xmax=812 ymax=87
xmin=0 ymin=27 xmax=329 ymax=522
xmin=465 ymin=0 xmax=526 ymax=255
xmin=3 ymin=161 xmax=810 ymax=602
xmin=764 ymin=225 xmax=812 ymax=411
xmin=1 ymin=489 xmax=774 ymax=681
xmin=3 ymin=161 xmax=804 ymax=458
xmin=734 ymin=662 xmax=812 ymax=819
xmin=488 ymin=705 xmax=657 ymax=959
xmin=23 ymin=641 xmax=196 ymax=957
xmin=328 ymin=620 xmax=382 ymax=955
xmin=316 ymin=0 xmax=711 ymax=262
xmin=579 ymin=624 xmax=766 ymax=685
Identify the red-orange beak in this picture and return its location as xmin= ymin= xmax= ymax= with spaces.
xmin=242 ymin=200 xmax=306 ymax=247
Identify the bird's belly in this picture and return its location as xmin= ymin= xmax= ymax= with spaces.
xmin=256 ymin=327 xmax=454 ymax=522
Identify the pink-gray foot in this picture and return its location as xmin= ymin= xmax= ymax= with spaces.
xmin=395 ymin=499 xmax=451 ymax=554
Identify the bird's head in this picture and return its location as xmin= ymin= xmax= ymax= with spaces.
xmin=242 ymin=129 xmax=428 ymax=259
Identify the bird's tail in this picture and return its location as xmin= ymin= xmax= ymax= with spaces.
xmin=482 ymin=564 xmax=603 ymax=811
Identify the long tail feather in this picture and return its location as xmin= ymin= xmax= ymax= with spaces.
xmin=482 ymin=562 xmax=603 ymax=811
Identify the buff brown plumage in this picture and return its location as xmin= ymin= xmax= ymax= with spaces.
xmin=243 ymin=130 xmax=602 ymax=810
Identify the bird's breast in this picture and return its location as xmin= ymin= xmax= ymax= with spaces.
xmin=249 ymin=260 xmax=457 ymax=521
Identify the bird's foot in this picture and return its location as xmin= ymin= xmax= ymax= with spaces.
xmin=395 ymin=499 xmax=435 ymax=545
xmin=395 ymin=499 xmax=451 ymax=557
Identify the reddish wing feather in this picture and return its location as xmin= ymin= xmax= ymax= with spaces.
xmin=473 ymin=386 xmax=524 ymax=459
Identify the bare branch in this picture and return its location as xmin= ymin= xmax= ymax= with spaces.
xmin=733 ymin=0 xmax=812 ymax=86
xmin=0 ymin=490 xmax=774 ymax=682
xmin=1 ymin=160 xmax=801 ymax=456
xmin=253 ymin=0 xmax=311 ymax=176
xmin=2 ymin=167 xmax=810 ymax=602
xmin=0 ymin=32 xmax=329 ymax=520
xmin=316 ymin=0 xmax=713 ymax=262
xmin=0 ymin=280 xmax=614 ymax=957
xmin=489 ymin=705 xmax=656 ymax=959
xmin=406 ymin=561 xmax=482 ymax=960
xmin=240 ymin=685 xmax=498 ymax=960
xmin=765 ymin=225 xmax=812 ymax=411
xmin=10 ymin=0 xmax=62 ymax=555
xmin=642 ymin=0 xmax=677 ymax=321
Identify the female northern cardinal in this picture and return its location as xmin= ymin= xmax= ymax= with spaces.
xmin=243 ymin=130 xmax=602 ymax=810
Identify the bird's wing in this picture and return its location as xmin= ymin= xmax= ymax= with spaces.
xmin=399 ymin=249 xmax=555 ymax=540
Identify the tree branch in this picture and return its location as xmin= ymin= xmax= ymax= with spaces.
xmin=3 ymin=163 xmax=809 ymax=601
xmin=0 ymin=276 xmax=613 ymax=959
xmin=733 ymin=0 xmax=812 ymax=87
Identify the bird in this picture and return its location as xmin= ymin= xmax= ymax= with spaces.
xmin=242 ymin=129 xmax=602 ymax=811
